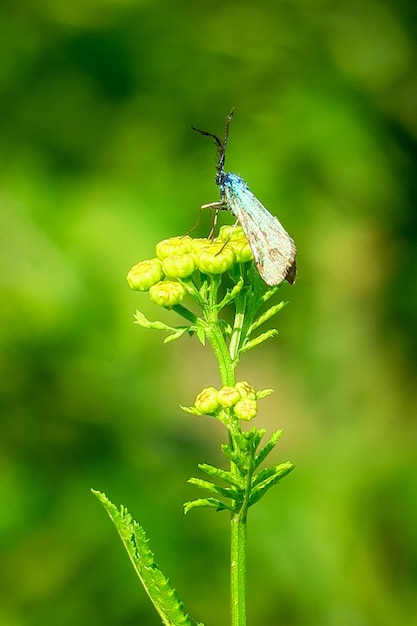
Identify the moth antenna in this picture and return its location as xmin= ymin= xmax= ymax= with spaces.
xmin=219 ymin=107 xmax=235 ymax=174
xmin=192 ymin=108 xmax=236 ymax=184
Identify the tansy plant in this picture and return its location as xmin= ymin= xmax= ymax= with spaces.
xmin=93 ymin=224 xmax=295 ymax=626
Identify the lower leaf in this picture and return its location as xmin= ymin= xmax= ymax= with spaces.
xmin=92 ymin=490 xmax=204 ymax=626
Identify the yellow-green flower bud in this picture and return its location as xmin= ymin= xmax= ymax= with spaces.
xmin=196 ymin=243 xmax=236 ymax=275
xmin=162 ymin=253 xmax=196 ymax=279
xmin=235 ymin=381 xmax=256 ymax=400
xmin=127 ymin=258 xmax=163 ymax=291
xmin=155 ymin=236 xmax=192 ymax=260
xmin=230 ymin=238 xmax=253 ymax=264
xmin=217 ymin=386 xmax=241 ymax=408
xmin=218 ymin=225 xmax=246 ymax=242
xmin=190 ymin=238 xmax=212 ymax=254
xmin=149 ymin=280 xmax=185 ymax=307
xmin=233 ymin=398 xmax=258 ymax=421
xmin=194 ymin=386 xmax=219 ymax=414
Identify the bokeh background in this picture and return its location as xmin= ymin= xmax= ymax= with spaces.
xmin=1 ymin=1 xmax=416 ymax=625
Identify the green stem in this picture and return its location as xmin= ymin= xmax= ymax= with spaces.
xmin=201 ymin=274 xmax=253 ymax=626
xmin=205 ymin=312 xmax=247 ymax=626
xmin=231 ymin=512 xmax=247 ymax=626
xmin=206 ymin=322 xmax=235 ymax=387
xmin=172 ymin=303 xmax=199 ymax=324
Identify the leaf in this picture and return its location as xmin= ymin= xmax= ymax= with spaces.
xmin=243 ymin=427 xmax=266 ymax=451
xmin=188 ymin=477 xmax=240 ymax=501
xmin=260 ymin=286 xmax=282 ymax=305
xmin=133 ymin=311 xmax=197 ymax=344
xmin=252 ymin=464 xmax=283 ymax=488
xmin=233 ymin=429 xmax=257 ymax=455
xmin=240 ymin=329 xmax=278 ymax=353
xmin=164 ymin=327 xmax=192 ymax=344
xmin=180 ymin=405 xmax=201 ymax=416
xmin=220 ymin=444 xmax=246 ymax=470
xmin=92 ymin=490 xmax=204 ymax=626
xmin=133 ymin=310 xmax=176 ymax=332
xmin=248 ymin=301 xmax=287 ymax=333
xmin=217 ymin=278 xmax=244 ymax=310
xmin=248 ymin=462 xmax=294 ymax=507
xmin=253 ymin=429 xmax=283 ymax=469
xmin=255 ymin=388 xmax=274 ymax=400
xmin=183 ymin=497 xmax=232 ymax=514
xmin=198 ymin=463 xmax=243 ymax=489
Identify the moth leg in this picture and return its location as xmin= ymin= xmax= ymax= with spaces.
xmin=227 ymin=219 xmax=240 ymax=239
xmin=200 ymin=200 xmax=227 ymax=239
xmin=182 ymin=209 xmax=203 ymax=237
xmin=215 ymin=218 xmax=240 ymax=254
xmin=207 ymin=208 xmax=218 ymax=240
xmin=184 ymin=199 xmax=226 ymax=238
xmin=200 ymin=200 xmax=226 ymax=210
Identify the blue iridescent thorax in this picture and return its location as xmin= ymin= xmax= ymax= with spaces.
xmin=220 ymin=172 xmax=251 ymax=204
xmin=221 ymin=172 xmax=247 ymax=191
xmin=220 ymin=172 xmax=261 ymax=220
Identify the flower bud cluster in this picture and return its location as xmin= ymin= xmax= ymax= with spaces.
xmin=190 ymin=381 xmax=266 ymax=422
xmin=126 ymin=227 xmax=253 ymax=307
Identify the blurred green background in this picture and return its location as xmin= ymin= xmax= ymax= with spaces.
xmin=1 ymin=1 xmax=416 ymax=624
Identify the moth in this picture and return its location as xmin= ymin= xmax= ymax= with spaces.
xmin=193 ymin=109 xmax=297 ymax=286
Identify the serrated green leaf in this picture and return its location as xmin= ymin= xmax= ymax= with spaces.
xmin=243 ymin=427 xmax=265 ymax=450
xmin=188 ymin=477 xmax=240 ymax=501
xmin=240 ymin=329 xmax=278 ymax=353
xmin=92 ymin=490 xmax=204 ymax=626
xmin=234 ymin=429 xmax=257 ymax=455
xmin=251 ymin=463 xmax=286 ymax=488
xmin=256 ymin=388 xmax=274 ymax=400
xmin=198 ymin=463 xmax=243 ymax=489
xmin=254 ymin=429 xmax=283 ymax=469
xmin=248 ymin=301 xmax=287 ymax=333
xmin=220 ymin=444 xmax=246 ymax=469
xmin=180 ymin=405 xmax=201 ymax=415
xmin=183 ymin=497 xmax=232 ymax=514
xmin=248 ymin=462 xmax=294 ymax=506
xmin=260 ymin=287 xmax=283 ymax=305
xmin=255 ymin=427 xmax=267 ymax=445
xmin=217 ymin=278 xmax=244 ymax=310
xmin=133 ymin=310 xmax=176 ymax=332
xmin=164 ymin=327 xmax=193 ymax=344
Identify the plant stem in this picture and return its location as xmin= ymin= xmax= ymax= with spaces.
xmin=231 ymin=512 xmax=247 ymax=626
xmin=205 ymin=320 xmax=235 ymax=388
xmin=205 ymin=301 xmax=247 ymax=626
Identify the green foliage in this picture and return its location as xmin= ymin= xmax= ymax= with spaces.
xmin=92 ymin=490 xmax=204 ymax=626
xmin=185 ymin=430 xmax=294 ymax=515
xmin=133 ymin=310 xmax=198 ymax=343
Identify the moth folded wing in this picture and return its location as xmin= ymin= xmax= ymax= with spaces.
xmin=285 ymin=254 xmax=297 ymax=285
xmin=251 ymin=219 xmax=296 ymax=286
xmin=226 ymin=190 xmax=296 ymax=286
